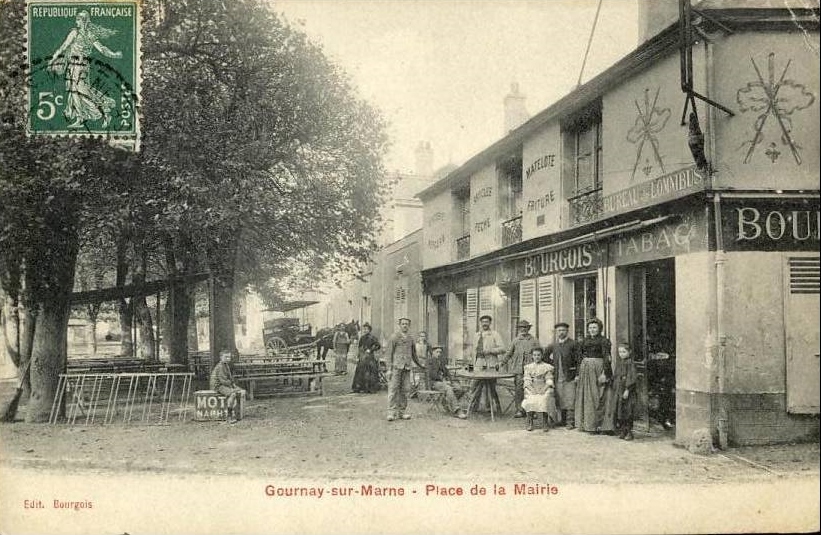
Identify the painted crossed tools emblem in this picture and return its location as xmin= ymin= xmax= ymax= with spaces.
xmin=737 ymin=52 xmax=815 ymax=165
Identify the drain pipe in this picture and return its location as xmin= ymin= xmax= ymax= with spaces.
xmin=712 ymin=193 xmax=729 ymax=450
xmin=702 ymin=31 xmax=729 ymax=450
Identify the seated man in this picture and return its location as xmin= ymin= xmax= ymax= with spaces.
xmin=426 ymin=346 xmax=467 ymax=419
xmin=210 ymin=349 xmax=246 ymax=423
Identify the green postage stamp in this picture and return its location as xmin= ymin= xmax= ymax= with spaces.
xmin=26 ymin=0 xmax=140 ymax=144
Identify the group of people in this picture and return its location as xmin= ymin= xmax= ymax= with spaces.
xmin=376 ymin=314 xmax=638 ymax=440
xmin=211 ymin=313 xmax=638 ymax=439
xmin=474 ymin=314 xmax=638 ymax=439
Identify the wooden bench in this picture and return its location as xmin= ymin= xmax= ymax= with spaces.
xmin=233 ymin=362 xmax=327 ymax=399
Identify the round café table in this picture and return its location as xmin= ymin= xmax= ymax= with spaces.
xmin=455 ymin=370 xmax=515 ymax=422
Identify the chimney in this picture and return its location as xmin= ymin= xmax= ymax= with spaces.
xmin=504 ymin=82 xmax=529 ymax=133
xmin=414 ymin=141 xmax=433 ymax=177
xmin=637 ymin=0 xmax=680 ymax=43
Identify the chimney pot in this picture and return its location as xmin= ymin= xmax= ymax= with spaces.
xmin=504 ymin=82 xmax=529 ymax=133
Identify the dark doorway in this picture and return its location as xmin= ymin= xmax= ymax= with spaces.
xmin=434 ymin=294 xmax=448 ymax=350
xmin=628 ymin=258 xmax=676 ymax=433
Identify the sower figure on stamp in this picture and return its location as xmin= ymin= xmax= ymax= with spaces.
xmin=210 ymin=350 xmax=246 ymax=424
xmin=386 ymin=318 xmax=417 ymax=421
xmin=545 ymin=322 xmax=581 ymax=429
xmin=468 ymin=315 xmax=506 ymax=414
xmin=49 ymin=10 xmax=122 ymax=128
xmin=500 ymin=319 xmax=540 ymax=419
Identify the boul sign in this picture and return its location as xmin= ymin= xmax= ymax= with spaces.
xmin=723 ymin=199 xmax=820 ymax=251
xmin=736 ymin=207 xmax=820 ymax=241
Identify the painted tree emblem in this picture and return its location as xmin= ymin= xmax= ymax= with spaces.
xmin=627 ymin=88 xmax=671 ymax=180
xmin=737 ymin=53 xmax=815 ymax=165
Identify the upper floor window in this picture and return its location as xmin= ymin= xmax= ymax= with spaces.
xmin=562 ymin=103 xmax=602 ymax=198
xmin=497 ymin=153 xmax=523 ymax=220
xmin=453 ymin=187 xmax=470 ymax=237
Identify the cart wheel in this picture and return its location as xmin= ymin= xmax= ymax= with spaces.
xmin=266 ymin=337 xmax=288 ymax=356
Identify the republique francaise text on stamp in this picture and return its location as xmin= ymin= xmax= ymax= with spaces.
xmin=26 ymin=0 xmax=140 ymax=144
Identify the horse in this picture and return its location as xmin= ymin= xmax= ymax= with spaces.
xmin=315 ymin=320 xmax=360 ymax=368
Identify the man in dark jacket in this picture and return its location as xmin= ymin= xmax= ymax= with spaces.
xmin=545 ymin=322 xmax=580 ymax=429
xmin=210 ymin=350 xmax=246 ymax=423
xmin=426 ymin=346 xmax=467 ymax=419
xmin=500 ymin=319 xmax=541 ymax=418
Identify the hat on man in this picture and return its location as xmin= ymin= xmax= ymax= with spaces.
xmin=554 ymin=322 xmax=570 ymax=329
xmin=479 ymin=314 xmax=493 ymax=322
xmin=398 ymin=317 xmax=411 ymax=323
xmin=516 ymin=319 xmax=532 ymax=329
xmin=430 ymin=345 xmax=444 ymax=351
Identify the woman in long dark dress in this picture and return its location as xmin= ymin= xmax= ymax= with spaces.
xmin=574 ymin=318 xmax=615 ymax=433
xmin=351 ymin=323 xmax=381 ymax=393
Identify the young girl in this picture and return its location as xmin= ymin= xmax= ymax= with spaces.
xmin=613 ymin=343 xmax=638 ymax=440
xmin=521 ymin=347 xmax=560 ymax=432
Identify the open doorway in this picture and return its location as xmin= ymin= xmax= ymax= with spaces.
xmin=628 ymin=258 xmax=676 ymax=433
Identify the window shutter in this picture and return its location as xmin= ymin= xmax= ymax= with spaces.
xmin=519 ymin=279 xmax=537 ymax=327
xmin=394 ymin=276 xmax=409 ymax=323
xmin=537 ymin=276 xmax=555 ymax=342
xmin=466 ymin=288 xmax=478 ymax=325
xmin=784 ymin=255 xmax=820 ymax=413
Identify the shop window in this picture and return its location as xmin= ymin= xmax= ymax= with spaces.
xmin=572 ymin=275 xmax=597 ymax=340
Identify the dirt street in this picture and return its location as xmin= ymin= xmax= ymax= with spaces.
xmin=1 ymin=371 xmax=818 ymax=534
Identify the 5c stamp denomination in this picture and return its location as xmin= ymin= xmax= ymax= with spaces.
xmin=26 ymin=0 xmax=140 ymax=141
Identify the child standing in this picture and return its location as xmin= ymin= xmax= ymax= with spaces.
xmin=521 ymin=347 xmax=560 ymax=432
xmin=613 ymin=343 xmax=638 ymax=440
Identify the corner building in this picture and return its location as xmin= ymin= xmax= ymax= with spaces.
xmin=419 ymin=2 xmax=819 ymax=446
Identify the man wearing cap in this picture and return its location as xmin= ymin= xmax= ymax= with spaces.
xmin=545 ymin=322 xmax=581 ymax=429
xmin=500 ymin=319 xmax=541 ymax=418
xmin=385 ymin=317 xmax=417 ymax=421
xmin=426 ymin=346 xmax=468 ymax=419
xmin=210 ymin=349 xmax=246 ymax=424
xmin=468 ymin=315 xmax=506 ymax=413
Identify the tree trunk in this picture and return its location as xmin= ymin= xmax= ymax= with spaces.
xmin=187 ymin=293 xmax=199 ymax=352
xmin=116 ymin=230 xmax=133 ymax=357
xmin=2 ymin=292 xmax=20 ymax=368
xmin=24 ymin=225 xmax=79 ymax=423
xmin=209 ymin=272 xmax=235 ymax=368
xmin=163 ymin=236 xmax=194 ymax=364
xmin=166 ymin=281 xmax=190 ymax=364
xmin=87 ymin=304 xmax=100 ymax=357
xmin=26 ymin=298 xmax=70 ymax=422
xmin=207 ymin=230 xmax=238 ymax=368
xmin=118 ymin=299 xmax=134 ymax=357
xmin=133 ymin=295 xmax=155 ymax=361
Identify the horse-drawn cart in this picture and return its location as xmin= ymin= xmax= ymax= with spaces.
xmin=262 ymin=300 xmax=320 ymax=356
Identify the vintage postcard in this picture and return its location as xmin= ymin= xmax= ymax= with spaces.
xmin=0 ymin=0 xmax=819 ymax=534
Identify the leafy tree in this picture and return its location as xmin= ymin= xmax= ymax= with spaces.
xmin=141 ymin=0 xmax=390 ymax=365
